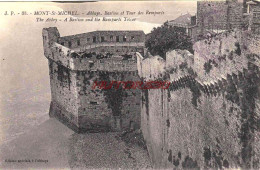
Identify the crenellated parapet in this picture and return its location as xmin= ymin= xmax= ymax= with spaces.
xmin=139 ymin=29 xmax=260 ymax=169
xmin=137 ymin=30 xmax=260 ymax=96
xmin=43 ymin=27 xmax=141 ymax=72
xmin=58 ymin=30 xmax=145 ymax=51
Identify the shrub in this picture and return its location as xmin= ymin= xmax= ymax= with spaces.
xmin=145 ymin=23 xmax=193 ymax=59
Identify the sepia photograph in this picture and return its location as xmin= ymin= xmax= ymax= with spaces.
xmin=0 ymin=0 xmax=259 ymax=169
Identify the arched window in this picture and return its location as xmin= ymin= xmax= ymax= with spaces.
xmin=123 ymin=35 xmax=127 ymax=42
xmin=93 ymin=36 xmax=96 ymax=43
xmin=101 ymin=36 xmax=105 ymax=42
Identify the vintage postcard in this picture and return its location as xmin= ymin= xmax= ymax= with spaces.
xmin=0 ymin=0 xmax=259 ymax=169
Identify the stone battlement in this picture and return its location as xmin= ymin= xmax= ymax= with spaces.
xmin=58 ymin=30 xmax=145 ymax=55
xmin=43 ymin=27 xmax=144 ymax=72
xmin=138 ymin=30 xmax=259 ymax=84
xmin=137 ymin=30 xmax=260 ymax=101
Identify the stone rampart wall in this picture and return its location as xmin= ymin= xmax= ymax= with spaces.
xmin=139 ymin=30 xmax=260 ymax=169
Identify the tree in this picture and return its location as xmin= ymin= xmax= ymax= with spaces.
xmin=145 ymin=23 xmax=193 ymax=59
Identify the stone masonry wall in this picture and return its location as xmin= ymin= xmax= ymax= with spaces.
xmin=81 ymin=45 xmax=144 ymax=56
xmin=48 ymin=58 xmax=141 ymax=132
xmin=139 ymin=30 xmax=260 ymax=169
xmin=228 ymin=2 xmax=244 ymax=29
xmin=48 ymin=60 xmax=80 ymax=130
xmin=196 ymin=1 xmax=245 ymax=35
xmin=193 ymin=30 xmax=259 ymax=84
xmin=197 ymin=1 xmax=229 ymax=34
xmin=44 ymin=42 xmax=139 ymax=72
xmin=43 ymin=27 xmax=142 ymax=132
xmin=75 ymin=70 xmax=141 ymax=132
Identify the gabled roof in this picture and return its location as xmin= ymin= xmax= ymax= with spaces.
xmin=247 ymin=0 xmax=260 ymax=4
xmin=247 ymin=0 xmax=258 ymax=4
xmin=168 ymin=13 xmax=192 ymax=25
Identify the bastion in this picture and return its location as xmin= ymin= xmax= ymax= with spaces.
xmin=42 ymin=27 xmax=145 ymax=132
